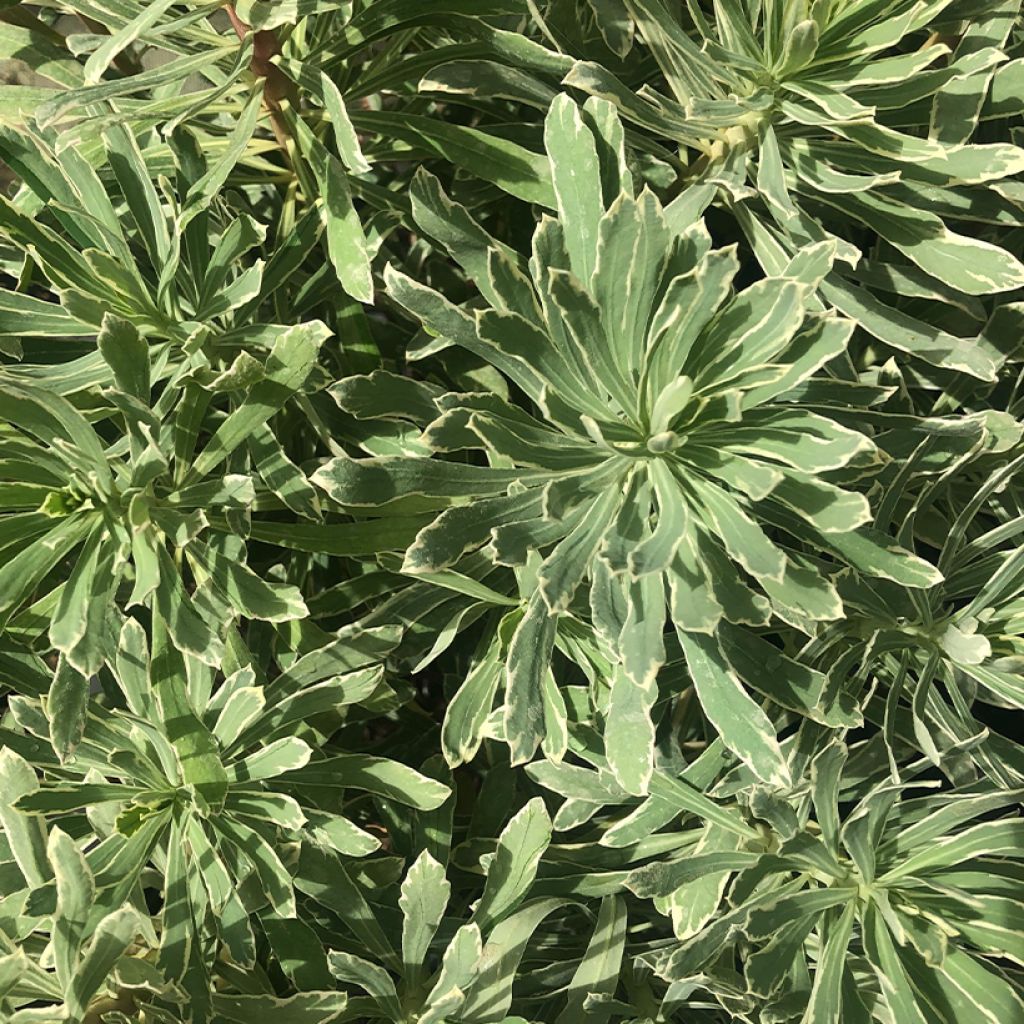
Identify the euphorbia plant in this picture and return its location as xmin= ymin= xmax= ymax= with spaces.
xmin=316 ymin=95 xmax=941 ymax=790
xmin=0 ymin=2 xmax=1022 ymax=1023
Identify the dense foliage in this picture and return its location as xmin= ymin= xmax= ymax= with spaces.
xmin=1 ymin=1 xmax=1023 ymax=1022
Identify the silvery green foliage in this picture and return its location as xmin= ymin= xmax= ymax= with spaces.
xmin=317 ymin=96 xmax=941 ymax=787
xmin=470 ymin=0 xmax=1024 ymax=380
xmin=0 ymin=2 xmax=1022 ymax=1024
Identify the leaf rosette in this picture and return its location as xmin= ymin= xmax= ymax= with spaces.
xmin=436 ymin=0 xmax=1024 ymax=382
xmin=1 ymin=616 xmax=444 ymax=1009
xmin=314 ymin=95 xmax=942 ymax=785
xmin=0 ymin=315 xmax=325 ymax=676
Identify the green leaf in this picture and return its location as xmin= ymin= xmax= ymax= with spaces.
xmin=327 ymin=952 xmax=401 ymax=1019
xmin=212 ymin=992 xmax=349 ymax=1024
xmin=96 ymin=313 xmax=150 ymax=400
xmin=0 ymin=15 xmax=82 ymax=89
xmin=817 ymin=526 xmax=944 ymax=588
xmin=400 ymin=851 xmax=450 ymax=982
xmin=862 ymin=904 xmax=929 ymax=1024
xmin=625 ymin=850 xmax=759 ymax=898
xmin=180 ymin=86 xmax=264 ymax=229
xmin=422 ymin=923 xmax=482 ymax=1020
xmin=151 ymin=620 xmax=229 ymax=812
xmin=313 ymin=454 xmax=529 ymax=507
xmin=66 ymin=907 xmax=142 ymax=1024
xmin=442 ymin=642 xmax=504 ymax=767
xmin=228 ymin=737 xmax=312 ymax=783
xmin=0 ymin=748 xmax=51 ymax=889
xmin=538 ymin=487 xmax=621 ymax=614
xmin=504 ymin=593 xmax=557 ymax=765
xmin=321 ymin=72 xmax=371 ymax=175
xmin=817 ymin=189 xmax=1024 ymax=295
xmin=47 ymin=656 xmax=89 ymax=764
xmin=192 ymin=543 xmax=308 ymax=623
xmin=802 ymin=901 xmax=857 ymax=1024
xmin=677 ymin=630 xmax=792 ymax=789
xmin=103 ymin=122 xmax=172 ymax=267
xmin=188 ymin=322 xmax=330 ymax=484
xmin=555 ymin=894 xmax=627 ymax=1024
xmin=881 ymin=820 xmax=1024 ymax=881
xmin=48 ymin=823 xmax=93 ymax=991
xmin=473 ymin=797 xmax=552 ymax=932
xmin=157 ymin=817 xmax=191 ymax=981
xmin=83 ymin=0 xmax=180 ymax=84
xmin=304 ymin=810 xmax=381 ymax=858
xmin=323 ymin=153 xmax=374 ymax=303
xmin=587 ymin=0 xmax=634 ymax=57
xmin=296 ymin=847 xmax=397 ymax=969
xmin=545 ymin=93 xmax=605 ymax=284
xmin=153 ymin=546 xmax=225 ymax=667
xmin=461 ymin=899 xmax=570 ymax=1022
xmin=605 ymin=663 xmax=658 ymax=797
xmin=263 ymin=919 xmax=332 ymax=991
xmin=354 ymin=111 xmax=555 ymax=207
xmin=212 ymin=683 xmax=265 ymax=748
xmin=283 ymin=754 xmax=452 ymax=810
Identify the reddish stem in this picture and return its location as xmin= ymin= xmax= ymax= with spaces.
xmin=223 ymin=4 xmax=297 ymax=155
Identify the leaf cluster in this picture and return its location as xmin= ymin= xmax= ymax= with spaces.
xmin=0 ymin=2 xmax=1023 ymax=1023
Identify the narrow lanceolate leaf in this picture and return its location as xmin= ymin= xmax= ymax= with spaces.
xmin=862 ymin=904 xmax=929 ymax=1024
xmin=313 ymin=455 xmax=527 ymax=507
xmin=191 ymin=544 xmax=308 ymax=622
xmin=353 ymin=111 xmax=555 ymax=207
xmin=66 ymin=907 xmax=142 ymax=1024
xmin=0 ymin=515 xmax=93 ymax=623
xmin=400 ymin=851 xmax=450 ymax=982
xmin=305 ymin=811 xmax=381 ymax=858
xmin=442 ymin=641 xmax=502 ymax=767
xmin=880 ymin=819 xmax=1024 ymax=881
xmin=248 ymin=424 xmax=321 ymax=519
xmin=423 ymin=923 xmax=482 ymax=1014
xmin=47 ymin=526 xmax=104 ymax=666
xmin=96 ymin=312 xmax=149 ymax=400
xmin=153 ymin=547 xmax=225 ymax=667
xmin=297 ymin=848 xmax=394 ymax=967
xmin=605 ymin=664 xmax=657 ymax=797
xmin=212 ymin=685 xmax=266 ymax=748
xmin=642 ymin=766 xmax=758 ymax=841
xmin=227 ymin=737 xmax=312 ymax=783
xmin=179 ymin=86 xmax=264 ymax=228
xmin=538 ymin=488 xmax=621 ymax=614
xmin=555 ymin=895 xmax=627 ymax=1024
xmin=157 ymin=818 xmax=191 ymax=982
xmin=472 ymin=797 xmax=552 ymax=932
xmin=213 ymin=992 xmax=348 ymax=1024
xmin=47 ymin=656 xmax=89 ymax=763
xmin=817 ymin=189 xmax=1024 ymax=295
xmin=802 ymin=901 xmax=857 ymax=1024
xmin=152 ymin=621 xmax=229 ymax=812
xmin=324 ymin=155 xmax=374 ymax=303
xmin=460 ymin=899 xmax=569 ymax=1022
xmin=677 ymin=630 xmax=792 ymax=789
xmin=0 ymin=749 xmax=50 ymax=888
xmin=327 ymin=952 xmax=401 ymax=1019
xmin=321 ymin=72 xmax=371 ymax=174
xmin=282 ymin=755 xmax=452 ymax=810
xmin=820 ymin=527 xmax=944 ymax=588
xmin=504 ymin=593 xmax=557 ymax=765
xmin=48 ymin=827 xmax=95 ymax=990
xmin=83 ymin=0 xmax=179 ymax=84
xmin=545 ymin=94 xmax=605 ymax=284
